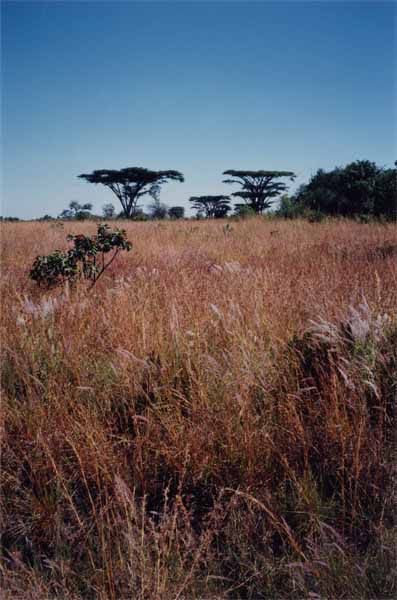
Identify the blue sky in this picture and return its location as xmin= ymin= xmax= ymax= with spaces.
xmin=2 ymin=0 xmax=395 ymax=218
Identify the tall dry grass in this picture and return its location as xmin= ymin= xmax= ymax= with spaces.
xmin=1 ymin=218 xmax=396 ymax=598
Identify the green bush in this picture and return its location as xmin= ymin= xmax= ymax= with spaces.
xmin=30 ymin=224 xmax=132 ymax=289
xmin=233 ymin=205 xmax=256 ymax=219
xmin=304 ymin=209 xmax=326 ymax=223
xmin=30 ymin=250 xmax=79 ymax=287
xmin=276 ymin=194 xmax=305 ymax=219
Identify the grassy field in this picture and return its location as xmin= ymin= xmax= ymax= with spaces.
xmin=1 ymin=218 xmax=396 ymax=599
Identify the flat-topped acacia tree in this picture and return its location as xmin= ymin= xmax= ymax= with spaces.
xmin=223 ymin=170 xmax=296 ymax=213
xmin=78 ymin=168 xmax=184 ymax=218
xmin=189 ymin=195 xmax=231 ymax=218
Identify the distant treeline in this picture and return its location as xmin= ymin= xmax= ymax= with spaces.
xmin=278 ymin=160 xmax=396 ymax=222
xmin=2 ymin=159 xmax=395 ymax=222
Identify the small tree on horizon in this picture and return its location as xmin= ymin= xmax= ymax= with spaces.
xmin=102 ymin=203 xmax=116 ymax=218
xmin=148 ymin=199 xmax=169 ymax=220
xmin=58 ymin=201 xmax=93 ymax=220
xmin=233 ymin=204 xmax=256 ymax=219
xmin=189 ymin=195 xmax=231 ymax=218
xmin=78 ymin=168 xmax=184 ymax=218
xmin=169 ymin=206 xmax=185 ymax=219
xmin=223 ymin=170 xmax=296 ymax=213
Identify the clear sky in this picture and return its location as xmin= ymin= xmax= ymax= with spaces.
xmin=2 ymin=0 xmax=396 ymax=219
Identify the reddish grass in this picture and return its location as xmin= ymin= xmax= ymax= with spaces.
xmin=1 ymin=218 xmax=396 ymax=598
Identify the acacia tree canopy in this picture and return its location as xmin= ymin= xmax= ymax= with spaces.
xmin=189 ymin=195 xmax=231 ymax=218
xmin=78 ymin=168 xmax=184 ymax=218
xmin=223 ymin=170 xmax=296 ymax=213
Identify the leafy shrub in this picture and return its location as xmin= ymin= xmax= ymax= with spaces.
xmin=304 ymin=209 xmax=326 ymax=223
xmin=30 ymin=223 xmax=132 ymax=288
xmin=233 ymin=205 xmax=256 ymax=219
xmin=132 ymin=213 xmax=150 ymax=221
xmin=30 ymin=250 xmax=79 ymax=288
xmin=117 ymin=209 xmax=149 ymax=221
xmin=169 ymin=206 xmax=185 ymax=219
xmin=276 ymin=194 xmax=306 ymax=219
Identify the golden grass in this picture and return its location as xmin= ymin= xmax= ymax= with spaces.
xmin=1 ymin=218 xmax=396 ymax=598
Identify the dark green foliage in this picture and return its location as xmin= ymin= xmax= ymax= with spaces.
xmin=117 ymin=208 xmax=149 ymax=221
xmin=30 ymin=224 xmax=132 ymax=288
xmin=233 ymin=204 xmax=256 ymax=219
xmin=305 ymin=209 xmax=326 ymax=223
xmin=169 ymin=206 xmax=185 ymax=219
xmin=276 ymin=194 xmax=306 ymax=219
xmin=131 ymin=211 xmax=150 ymax=221
xmin=294 ymin=160 xmax=397 ymax=220
xmin=223 ymin=169 xmax=296 ymax=214
xmin=30 ymin=250 xmax=79 ymax=287
xmin=189 ymin=195 xmax=231 ymax=218
xmin=373 ymin=166 xmax=397 ymax=220
xmin=78 ymin=167 xmax=184 ymax=218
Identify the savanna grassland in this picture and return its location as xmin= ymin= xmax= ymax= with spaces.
xmin=1 ymin=218 xmax=396 ymax=599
